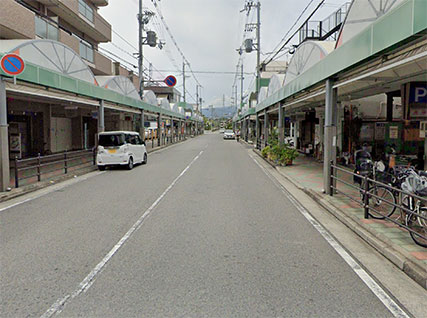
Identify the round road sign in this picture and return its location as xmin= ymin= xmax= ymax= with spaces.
xmin=1 ymin=54 xmax=25 ymax=76
xmin=164 ymin=75 xmax=177 ymax=87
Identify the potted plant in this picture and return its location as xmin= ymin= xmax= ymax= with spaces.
xmin=280 ymin=146 xmax=299 ymax=165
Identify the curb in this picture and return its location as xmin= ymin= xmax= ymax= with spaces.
xmin=0 ymin=166 xmax=97 ymax=203
xmin=0 ymin=136 xmax=199 ymax=204
xmin=252 ymin=148 xmax=427 ymax=290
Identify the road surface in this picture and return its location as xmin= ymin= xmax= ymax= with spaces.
xmin=0 ymin=133 xmax=406 ymax=317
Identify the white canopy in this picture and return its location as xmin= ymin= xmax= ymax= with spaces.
xmin=0 ymin=39 xmax=97 ymax=84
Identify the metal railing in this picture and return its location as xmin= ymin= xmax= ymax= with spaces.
xmin=330 ymin=162 xmax=427 ymax=243
xmin=14 ymin=149 xmax=96 ymax=188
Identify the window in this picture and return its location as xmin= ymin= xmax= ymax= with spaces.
xmin=99 ymin=134 xmax=125 ymax=147
xmin=35 ymin=16 xmax=58 ymax=40
xmin=79 ymin=39 xmax=94 ymax=63
xmin=78 ymin=0 xmax=94 ymax=22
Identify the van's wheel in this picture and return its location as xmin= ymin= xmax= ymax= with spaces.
xmin=98 ymin=165 xmax=105 ymax=171
xmin=127 ymin=157 xmax=134 ymax=170
xmin=142 ymin=153 xmax=147 ymax=165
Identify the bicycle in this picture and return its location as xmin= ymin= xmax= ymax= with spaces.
xmin=399 ymin=170 xmax=427 ymax=247
xmin=357 ymin=160 xmax=396 ymax=219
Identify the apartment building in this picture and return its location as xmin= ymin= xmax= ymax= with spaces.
xmin=0 ymin=0 xmax=113 ymax=75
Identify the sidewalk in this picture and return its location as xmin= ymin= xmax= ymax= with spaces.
xmin=1 ymin=136 xmax=191 ymax=203
xmin=252 ymin=147 xmax=426 ymax=289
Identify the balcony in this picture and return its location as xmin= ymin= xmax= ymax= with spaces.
xmin=0 ymin=0 xmax=35 ymax=40
xmin=91 ymin=0 xmax=109 ymax=6
xmin=38 ymin=0 xmax=112 ymax=43
xmin=92 ymin=50 xmax=112 ymax=75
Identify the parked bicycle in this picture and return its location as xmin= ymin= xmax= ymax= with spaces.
xmin=355 ymin=156 xmax=396 ymax=220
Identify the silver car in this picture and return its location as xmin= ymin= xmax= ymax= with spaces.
xmin=223 ymin=130 xmax=236 ymax=140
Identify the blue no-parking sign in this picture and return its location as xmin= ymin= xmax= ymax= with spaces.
xmin=164 ymin=75 xmax=177 ymax=87
xmin=1 ymin=54 xmax=25 ymax=76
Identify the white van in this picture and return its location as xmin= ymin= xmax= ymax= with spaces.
xmin=97 ymin=131 xmax=147 ymax=170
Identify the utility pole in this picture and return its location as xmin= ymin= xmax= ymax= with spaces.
xmin=196 ymin=85 xmax=199 ymax=112
xmin=256 ymin=1 xmax=261 ymax=99
xmin=182 ymin=61 xmax=186 ymax=103
xmin=241 ymin=1 xmax=261 ymax=102
xmin=240 ymin=63 xmax=244 ymax=108
xmin=138 ymin=0 xmax=144 ymax=99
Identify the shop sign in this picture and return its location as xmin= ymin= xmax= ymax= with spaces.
xmin=375 ymin=122 xmax=386 ymax=140
xmin=389 ymin=126 xmax=399 ymax=139
xmin=409 ymin=105 xmax=427 ymax=118
xmin=420 ymin=121 xmax=427 ymax=138
xmin=360 ymin=123 xmax=374 ymax=141
xmin=409 ymin=83 xmax=427 ymax=104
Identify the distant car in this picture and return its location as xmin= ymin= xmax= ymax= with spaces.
xmin=97 ymin=131 xmax=147 ymax=170
xmin=219 ymin=128 xmax=225 ymax=133
xmin=223 ymin=129 xmax=235 ymax=140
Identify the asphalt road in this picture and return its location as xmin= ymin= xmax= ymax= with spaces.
xmin=1 ymin=133 xmax=397 ymax=317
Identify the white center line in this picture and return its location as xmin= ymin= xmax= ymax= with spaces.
xmin=250 ymin=153 xmax=410 ymax=318
xmin=41 ymin=150 xmax=204 ymax=318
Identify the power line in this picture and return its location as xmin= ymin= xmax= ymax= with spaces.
xmin=263 ymin=0 xmax=324 ymax=65
xmin=150 ymin=0 xmax=203 ymax=88
xmin=156 ymin=70 xmax=255 ymax=75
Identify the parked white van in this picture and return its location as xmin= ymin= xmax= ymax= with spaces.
xmin=97 ymin=131 xmax=147 ymax=170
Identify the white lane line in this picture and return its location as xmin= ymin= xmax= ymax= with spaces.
xmin=249 ymin=154 xmax=410 ymax=318
xmin=41 ymin=150 xmax=204 ymax=318
xmin=0 ymin=172 xmax=106 ymax=213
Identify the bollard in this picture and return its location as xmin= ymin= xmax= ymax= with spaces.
xmin=330 ymin=161 xmax=334 ymax=196
xmin=37 ymin=153 xmax=41 ymax=182
xmin=93 ymin=148 xmax=96 ymax=165
xmin=14 ymin=156 xmax=19 ymax=188
xmin=64 ymin=150 xmax=68 ymax=174
xmin=364 ymin=174 xmax=370 ymax=219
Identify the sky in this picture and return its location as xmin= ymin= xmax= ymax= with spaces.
xmin=99 ymin=0 xmax=350 ymax=109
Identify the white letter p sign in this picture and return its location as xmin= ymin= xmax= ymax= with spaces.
xmin=415 ymin=87 xmax=427 ymax=102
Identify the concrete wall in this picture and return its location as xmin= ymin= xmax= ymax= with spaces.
xmin=0 ymin=0 xmax=35 ymax=39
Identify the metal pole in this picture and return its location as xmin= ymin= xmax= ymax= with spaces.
xmin=0 ymin=77 xmax=10 ymax=191
xmin=140 ymin=110 xmax=145 ymax=140
xmin=98 ymin=100 xmax=105 ymax=133
xmin=196 ymin=85 xmax=199 ymax=112
xmin=364 ymin=174 xmax=370 ymax=219
xmin=240 ymin=63 xmax=244 ymax=108
xmin=256 ymin=113 xmax=260 ymax=149
xmin=183 ymin=62 xmax=186 ymax=103
xmin=256 ymin=1 xmax=261 ymax=101
xmin=323 ymin=78 xmax=337 ymax=193
xmin=138 ymin=0 xmax=144 ymax=99
xmin=278 ymin=103 xmax=284 ymax=144
xmin=157 ymin=113 xmax=161 ymax=147
xmin=264 ymin=109 xmax=269 ymax=147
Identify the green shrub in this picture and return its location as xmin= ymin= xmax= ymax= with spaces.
xmin=261 ymin=146 xmax=270 ymax=158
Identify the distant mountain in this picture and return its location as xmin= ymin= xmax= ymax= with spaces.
xmin=202 ymin=106 xmax=237 ymax=118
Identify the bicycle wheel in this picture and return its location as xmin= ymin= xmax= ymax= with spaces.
xmin=407 ymin=209 xmax=427 ymax=248
xmin=367 ymin=186 xmax=396 ymax=219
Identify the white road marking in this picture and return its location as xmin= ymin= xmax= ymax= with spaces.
xmin=0 ymin=172 xmax=105 ymax=213
xmin=41 ymin=150 xmax=204 ymax=318
xmin=249 ymin=154 xmax=410 ymax=318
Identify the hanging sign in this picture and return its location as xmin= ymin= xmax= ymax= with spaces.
xmin=1 ymin=54 xmax=25 ymax=76
xmin=164 ymin=75 xmax=177 ymax=87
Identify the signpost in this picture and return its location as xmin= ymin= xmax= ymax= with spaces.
xmin=164 ymin=75 xmax=177 ymax=87
xmin=1 ymin=54 xmax=25 ymax=84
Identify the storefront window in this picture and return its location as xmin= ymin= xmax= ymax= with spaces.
xmin=79 ymin=40 xmax=94 ymax=63
xmin=78 ymin=0 xmax=94 ymax=22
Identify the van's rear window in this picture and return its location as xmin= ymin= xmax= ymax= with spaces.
xmin=99 ymin=134 xmax=125 ymax=147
